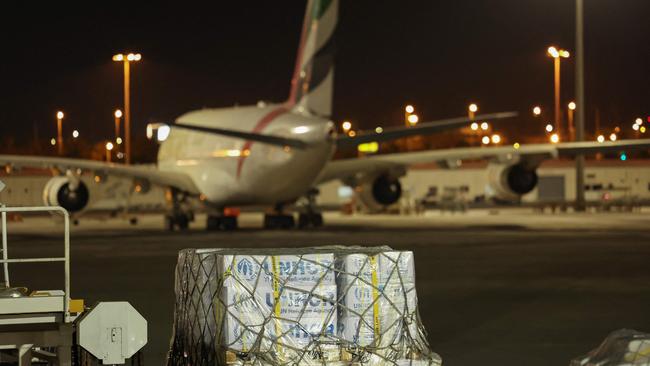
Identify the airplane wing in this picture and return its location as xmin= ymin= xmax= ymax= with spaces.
xmin=169 ymin=112 xmax=517 ymax=149
xmin=335 ymin=112 xmax=518 ymax=147
xmin=317 ymin=139 xmax=650 ymax=183
xmin=0 ymin=155 xmax=200 ymax=194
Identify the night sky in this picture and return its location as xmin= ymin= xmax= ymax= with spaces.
xmin=1 ymin=1 xmax=649 ymax=150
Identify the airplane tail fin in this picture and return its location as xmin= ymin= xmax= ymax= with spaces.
xmin=287 ymin=0 xmax=338 ymax=117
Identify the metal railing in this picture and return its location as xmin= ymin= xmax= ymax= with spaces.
xmin=0 ymin=206 xmax=70 ymax=321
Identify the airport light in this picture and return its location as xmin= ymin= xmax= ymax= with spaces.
xmin=481 ymin=136 xmax=490 ymax=145
xmin=468 ymin=103 xmax=478 ymax=120
xmin=470 ymin=122 xmax=479 ymax=131
xmin=375 ymin=126 xmax=383 ymax=134
xmin=547 ymin=46 xmax=570 ymax=138
xmin=533 ymin=106 xmax=541 ymax=116
xmin=480 ymin=122 xmax=489 ymax=131
xmin=56 ymin=111 xmax=64 ymax=156
xmin=550 ymin=133 xmax=560 ymax=143
xmin=113 ymin=53 xmax=141 ymax=164
xmin=50 ymin=138 xmax=56 ymax=146
xmin=609 ymin=133 xmax=617 ymax=142
xmin=597 ymin=135 xmax=605 ymax=143
xmin=513 ymin=142 xmax=520 ymax=149
xmin=635 ymin=118 xmax=643 ymax=126
xmin=545 ymin=124 xmax=553 ymax=133
xmin=491 ymin=134 xmax=501 ymax=144
xmin=114 ymin=109 xmax=123 ymax=150
xmin=105 ymin=141 xmax=114 ymax=162
xmin=640 ymin=126 xmax=647 ymax=133
xmin=407 ymin=114 xmax=419 ymax=126
xmin=404 ymin=105 xmax=415 ymax=127
xmin=116 ymin=137 xmax=123 ymax=145
xmin=348 ymin=130 xmax=356 ymax=137
xmin=341 ymin=121 xmax=351 ymax=133
xmin=567 ymin=101 xmax=576 ymax=141
xmin=72 ymin=130 xmax=79 ymax=139
xmin=633 ymin=124 xmax=640 ymax=131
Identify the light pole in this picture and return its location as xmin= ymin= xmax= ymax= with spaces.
xmin=56 ymin=111 xmax=64 ymax=156
xmin=468 ymin=103 xmax=478 ymax=120
xmin=112 ymin=53 xmax=141 ymax=164
xmin=105 ymin=141 xmax=114 ymax=162
xmin=404 ymin=105 xmax=414 ymax=127
xmin=575 ymin=0 xmax=586 ymax=211
xmin=114 ymin=109 xmax=123 ymax=142
xmin=567 ymin=101 xmax=576 ymax=141
xmin=547 ymin=46 xmax=570 ymax=137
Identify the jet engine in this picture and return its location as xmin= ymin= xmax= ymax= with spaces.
xmin=487 ymin=162 xmax=538 ymax=202
xmin=357 ymin=174 xmax=402 ymax=212
xmin=43 ymin=176 xmax=90 ymax=213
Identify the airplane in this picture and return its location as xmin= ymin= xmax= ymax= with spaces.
xmin=1 ymin=0 xmax=649 ymax=231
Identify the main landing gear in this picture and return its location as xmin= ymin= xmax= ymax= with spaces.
xmin=206 ymin=215 xmax=238 ymax=231
xmin=296 ymin=189 xmax=324 ymax=229
xmin=165 ymin=188 xmax=194 ymax=231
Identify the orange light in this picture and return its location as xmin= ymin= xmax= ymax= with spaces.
xmin=550 ymin=133 xmax=560 ymax=143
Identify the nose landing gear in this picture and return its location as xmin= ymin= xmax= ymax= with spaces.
xmin=165 ymin=188 xmax=194 ymax=231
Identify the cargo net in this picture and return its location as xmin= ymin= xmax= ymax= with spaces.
xmin=167 ymin=246 xmax=441 ymax=366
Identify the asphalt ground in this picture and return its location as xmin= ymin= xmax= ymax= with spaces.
xmin=4 ymin=209 xmax=650 ymax=366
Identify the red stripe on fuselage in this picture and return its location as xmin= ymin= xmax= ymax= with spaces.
xmin=236 ymin=105 xmax=290 ymax=179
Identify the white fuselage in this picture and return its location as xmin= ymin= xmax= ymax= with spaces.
xmin=157 ymin=104 xmax=336 ymax=206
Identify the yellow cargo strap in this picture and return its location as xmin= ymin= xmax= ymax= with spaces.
xmin=369 ymin=255 xmax=381 ymax=339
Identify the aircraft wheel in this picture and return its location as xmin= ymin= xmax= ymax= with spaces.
xmin=264 ymin=214 xmax=294 ymax=230
xmin=298 ymin=213 xmax=323 ymax=229
xmin=220 ymin=216 xmax=238 ymax=230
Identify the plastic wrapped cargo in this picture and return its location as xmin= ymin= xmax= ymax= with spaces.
xmin=167 ymin=246 xmax=441 ymax=366
xmin=570 ymin=329 xmax=650 ymax=366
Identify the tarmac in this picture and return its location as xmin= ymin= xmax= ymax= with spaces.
xmin=4 ymin=208 xmax=650 ymax=366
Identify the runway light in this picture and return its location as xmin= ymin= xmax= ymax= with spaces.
xmin=609 ymin=133 xmax=617 ymax=142
xmin=375 ymin=126 xmax=383 ymax=133
xmin=470 ymin=122 xmax=479 ymax=131
xmin=72 ymin=130 xmax=79 ymax=138
xmin=116 ymin=137 xmax=123 ymax=144
xmin=597 ymin=135 xmax=605 ymax=143
xmin=341 ymin=121 xmax=352 ymax=132
xmin=50 ymin=138 xmax=56 ymax=146
xmin=408 ymin=114 xmax=419 ymax=125
xmin=405 ymin=105 xmax=415 ymax=114
xmin=481 ymin=136 xmax=490 ymax=145
xmin=513 ymin=142 xmax=520 ymax=149
xmin=480 ymin=122 xmax=489 ymax=130
xmin=545 ymin=124 xmax=553 ymax=132
xmin=620 ymin=153 xmax=627 ymax=161
xmin=491 ymin=134 xmax=501 ymax=144
xmin=468 ymin=103 xmax=478 ymax=113
xmin=550 ymin=133 xmax=560 ymax=143
xmin=533 ymin=106 xmax=541 ymax=116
